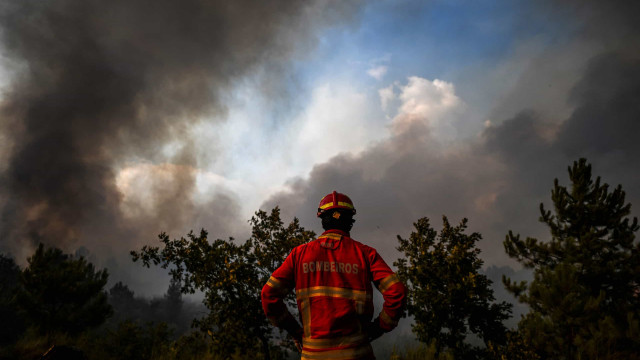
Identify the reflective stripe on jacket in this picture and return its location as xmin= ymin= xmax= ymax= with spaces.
xmin=261 ymin=229 xmax=407 ymax=359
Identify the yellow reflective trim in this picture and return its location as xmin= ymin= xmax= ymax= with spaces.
xmin=297 ymin=286 xmax=370 ymax=339
xmin=318 ymin=233 xmax=342 ymax=241
xmin=267 ymin=276 xmax=282 ymax=288
xmin=301 ymin=343 xmax=373 ymax=360
xmin=319 ymin=202 xmax=353 ymax=210
xmin=378 ymin=273 xmax=401 ymax=293
xmin=266 ymin=276 xmax=290 ymax=295
xmin=319 ymin=202 xmax=334 ymax=209
xmin=380 ymin=309 xmax=398 ymax=327
xmin=302 ymin=333 xmax=367 ymax=350
xmin=301 ymin=299 xmax=311 ymax=338
xmin=337 ymin=201 xmax=354 ymax=209
xmin=296 ymin=286 xmax=371 ymax=302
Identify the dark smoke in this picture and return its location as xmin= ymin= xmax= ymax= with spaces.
xmin=0 ymin=0 xmax=361 ymax=277
xmin=262 ymin=0 xmax=640 ymax=267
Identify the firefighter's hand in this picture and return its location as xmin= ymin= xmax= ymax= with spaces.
xmin=367 ymin=319 xmax=385 ymax=342
xmin=290 ymin=328 xmax=303 ymax=352
xmin=293 ymin=338 xmax=302 ymax=353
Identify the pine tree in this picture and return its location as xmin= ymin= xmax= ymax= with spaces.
xmin=17 ymin=244 xmax=112 ymax=336
xmin=0 ymin=254 xmax=25 ymax=344
xmin=395 ymin=216 xmax=511 ymax=359
xmin=503 ymin=159 xmax=640 ymax=359
xmin=164 ymin=277 xmax=183 ymax=326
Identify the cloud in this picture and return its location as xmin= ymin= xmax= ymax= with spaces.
xmin=0 ymin=0 xmax=364 ymax=294
xmin=3 ymin=0 xmax=640 ymax=297
xmin=263 ymin=4 xmax=640 ymax=270
xmin=115 ymin=163 xmax=242 ymax=235
xmin=378 ymin=84 xmax=396 ymax=112
xmin=264 ymin=63 xmax=640 ymax=267
xmin=292 ymin=83 xmax=386 ymax=166
xmin=367 ymin=65 xmax=388 ymax=80
xmin=391 ymin=77 xmax=464 ymax=141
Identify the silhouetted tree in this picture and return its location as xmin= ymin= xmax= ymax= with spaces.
xmin=106 ymin=278 xmax=202 ymax=337
xmin=132 ymin=207 xmax=315 ymax=359
xmin=107 ymin=281 xmax=143 ymax=326
xmin=0 ymin=253 xmax=25 ymax=344
xmin=109 ymin=281 xmax=136 ymax=310
xmin=164 ymin=277 xmax=183 ymax=326
xmin=395 ymin=216 xmax=511 ymax=359
xmin=17 ymin=244 xmax=112 ymax=336
xmin=504 ymin=159 xmax=640 ymax=359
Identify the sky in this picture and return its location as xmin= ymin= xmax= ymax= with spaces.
xmin=0 ymin=0 xmax=639 ymax=296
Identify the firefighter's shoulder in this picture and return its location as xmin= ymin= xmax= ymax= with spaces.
xmin=288 ymin=240 xmax=313 ymax=260
xmin=349 ymin=238 xmax=378 ymax=256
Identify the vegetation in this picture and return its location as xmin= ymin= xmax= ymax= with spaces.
xmin=0 ymin=247 xmax=215 ymax=360
xmin=2 ymin=158 xmax=639 ymax=359
xmin=395 ymin=216 xmax=511 ymax=359
xmin=131 ymin=207 xmax=315 ymax=359
xmin=503 ymin=158 xmax=640 ymax=359
xmin=0 ymin=254 xmax=25 ymax=345
xmin=106 ymin=279 xmax=201 ymax=335
xmin=17 ymin=244 xmax=112 ymax=337
xmin=486 ymin=330 xmax=539 ymax=360
xmin=390 ymin=341 xmax=455 ymax=360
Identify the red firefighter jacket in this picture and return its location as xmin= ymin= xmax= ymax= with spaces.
xmin=261 ymin=229 xmax=407 ymax=360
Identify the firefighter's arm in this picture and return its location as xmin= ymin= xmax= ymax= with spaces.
xmin=368 ymin=248 xmax=407 ymax=333
xmin=261 ymin=250 xmax=303 ymax=340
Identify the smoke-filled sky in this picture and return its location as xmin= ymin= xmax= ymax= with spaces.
xmin=1 ymin=0 xmax=639 ymax=295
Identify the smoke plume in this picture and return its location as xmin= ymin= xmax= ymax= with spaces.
xmin=262 ymin=0 xmax=640 ymax=266
xmin=0 ymin=0 xmax=361 ymax=282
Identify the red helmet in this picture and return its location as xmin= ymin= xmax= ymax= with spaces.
xmin=317 ymin=191 xmax=356 ymax=217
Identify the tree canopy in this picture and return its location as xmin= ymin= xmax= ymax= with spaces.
xmin=395 ymin=216 xmax=511 ymax=359
xmin=504 ymin=158 xmax=640 ymax=359
xmin=131 ymin=207 xmax=315 ymax=359
xmin=17 ymin=244 xmax=112 ymax=336
xmin=0 ymin=254 xmax=25 ymax=344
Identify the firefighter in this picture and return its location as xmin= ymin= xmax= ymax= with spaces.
xmin=261 ymin=191 xmax=407 ymax=359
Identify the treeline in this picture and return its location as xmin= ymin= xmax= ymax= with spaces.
xmin=0 ymin=248 xmax=207 ymax=359
xmin=107 ymin=279 xmax=204 ymax=335
xmin=1 ymin=158 xmax=639 ymax=360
